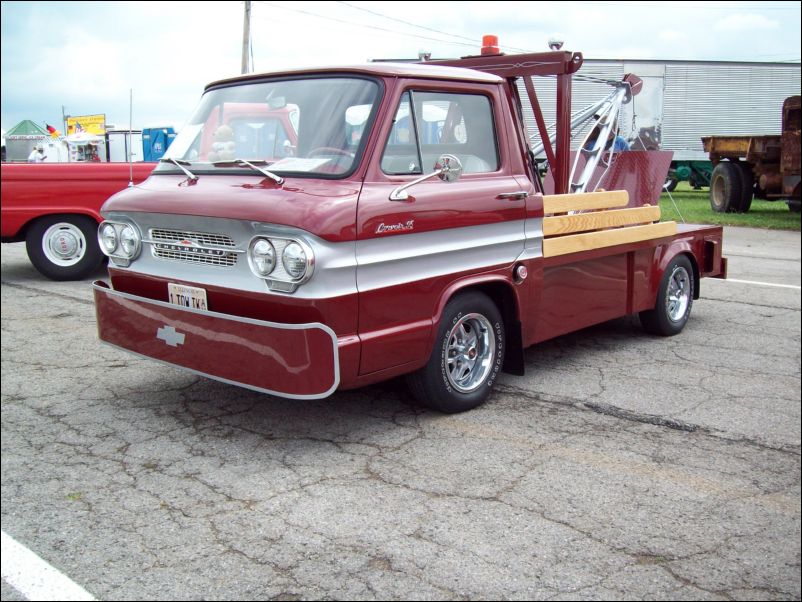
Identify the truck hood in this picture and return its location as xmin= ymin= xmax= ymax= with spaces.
xmin=101 ymin=173 xmax=361 ymax=242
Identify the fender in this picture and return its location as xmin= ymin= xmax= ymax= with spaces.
xmin=4 ymin=208 xmax=103 ymax=241
xmin=652 ymin=241 xmax=701 ymax=302
xmin=431 ymin=271 xmax=526 ymax=375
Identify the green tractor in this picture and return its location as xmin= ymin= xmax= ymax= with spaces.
xmin=664 ymin=160 xmax=713 ymax=192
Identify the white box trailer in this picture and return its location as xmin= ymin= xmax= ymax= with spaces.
xmin=524 ymin=59 xmax=801 ymax=187
xmin=105 ymin=130 xmax=143 ymax=163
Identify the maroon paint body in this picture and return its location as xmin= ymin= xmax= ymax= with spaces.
xmin=93 ymin=282 xmax=338 ymax=398
xmin=1 ymin=162 xmax=155 ymax=241
xmin=93 ymin=61 xmax=727 ymax=399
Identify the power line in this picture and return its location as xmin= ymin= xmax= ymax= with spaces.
xmin=255 ymin=1 xmax=536 ymax=55
xmin=255 ymin=1 xmax=481 ymax=51
xmin=334 ymin=0 xmax=533 ymax=53
xmin=571 ymin=0 xmax=800 ymax=10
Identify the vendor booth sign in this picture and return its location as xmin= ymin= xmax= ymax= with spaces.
xmin=67 ymin=114 xmax=106 ymax=136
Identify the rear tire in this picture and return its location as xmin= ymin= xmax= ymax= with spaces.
xmin=407 ymin=292 xmax=505 ymax=413
xmin=709 ymin=162 xmax=742 ymax=213
xmin=25 ymin=215 xmax=104 ymax=281
xmin=640 ymin=255 xmax=694 ymax=336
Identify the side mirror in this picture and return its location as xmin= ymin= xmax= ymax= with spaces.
xmin=390 ymin=154 xmax=463 ymax=201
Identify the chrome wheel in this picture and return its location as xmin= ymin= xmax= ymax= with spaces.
xmin=445 ymin=313 xmax=495 ymax=393
xmin=666 ymin=265 xmax=690 ymax=322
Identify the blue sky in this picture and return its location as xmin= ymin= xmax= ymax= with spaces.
xmin=2 ymin=1 xmax=800 ymax=135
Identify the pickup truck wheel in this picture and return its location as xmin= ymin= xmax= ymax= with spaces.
xmin=407 ymin=292 xmax=504 ymax=413
xmin=640 ymin=255 xmax=694 ymax=336
xmin=25 ymin=215 xmax=104 ymax=281
xmin=709 ymin=162 xmax=742 ymax=213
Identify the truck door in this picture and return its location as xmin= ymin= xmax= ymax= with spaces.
xmin=355 ymin=85 xmax=528 ymax=376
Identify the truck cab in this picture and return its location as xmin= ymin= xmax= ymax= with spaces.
xmin=94 ymin=57 xmax=726 ymax=413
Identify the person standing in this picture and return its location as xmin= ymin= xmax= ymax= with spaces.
xmin=27 ymin=145 xmax=47 ymax=162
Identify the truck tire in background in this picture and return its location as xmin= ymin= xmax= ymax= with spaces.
xmin=407 ymin=291 xmax=505 ymax=413
xmin=709 ymin=161 xmax=743 ymax=213
xmin=640 ymin=254 xmax=695 ymax=336
xmin=25 ymin=215 xmax=104 ymax=281
xmin=736 ymin=161 xmax=755 ymax=213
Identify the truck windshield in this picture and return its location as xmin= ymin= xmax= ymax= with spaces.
xmin=159 ymin=76 xmax=380 ymax=178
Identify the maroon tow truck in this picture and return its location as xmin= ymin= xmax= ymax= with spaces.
xmin=92 ymin=42 xmax=727 ymax=413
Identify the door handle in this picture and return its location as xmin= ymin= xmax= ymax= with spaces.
xmin=496 ymin=191 xmax=529 ymax=201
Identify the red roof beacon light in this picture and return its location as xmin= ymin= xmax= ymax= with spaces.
xmin=481 ymin=34 xmax=501 ymax=55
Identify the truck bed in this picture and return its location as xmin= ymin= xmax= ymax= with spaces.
xmin=701 ymin=135 xmax=782 ymax=163
xmin=533 ymin=190 xmax=725 ymax=344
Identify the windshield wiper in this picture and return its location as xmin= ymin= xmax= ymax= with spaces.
xmin=211 ymin=159 xmax=284 ymax=186
xmin=160 ymin=157 xmax=198 ymax=181
xmin=211 ymin=158 xmax=284 ymax=185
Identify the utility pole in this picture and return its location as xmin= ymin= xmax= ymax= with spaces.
xmin=241 ymin=0 xmax=251 ymax=74
xmin=62 ymin=105 xmax=69 ymax=137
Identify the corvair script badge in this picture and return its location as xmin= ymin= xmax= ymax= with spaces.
xmin=376 ymin=220 xmax=414 ymax=235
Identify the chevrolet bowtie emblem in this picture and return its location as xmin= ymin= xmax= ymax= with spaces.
xmin=156 ymin=325 xmax=185 ymax=347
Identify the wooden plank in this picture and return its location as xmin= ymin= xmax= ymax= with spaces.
xmin=543 ymin=205 xmax=662 ymax=236
xmin=543 ymin=190 xmax=629 ymax=214
xmin=543 ymin=222 xmax=678 ymax=258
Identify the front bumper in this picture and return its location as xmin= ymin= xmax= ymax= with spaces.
xmin=93 ymin=281 xmax=339 ymax=399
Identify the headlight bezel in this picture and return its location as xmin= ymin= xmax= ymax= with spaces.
xmin=119 ymin=224 xmax=141 ymax=258
xmin=247 ymin=235 xmax=314 ymax=292
xmin=282 ymin=241 xmax=308 ymax=281
xmin=98 ymin=220 xmax=142 ymax=266
xmin=99 ymin=222 xmax=118 ymax=254
xmin=248 ymin=237 xmax=277 ymax=277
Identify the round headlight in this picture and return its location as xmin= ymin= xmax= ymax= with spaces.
xmin=99 ymin=223 xmax=118 ymax=254
xmin=282 ymin=242 xmax=307 ymax=280
xmin=250 ymin=238 xmax=276 ymax=276
xmin=119 ymin=225 xmax=139 ymax=257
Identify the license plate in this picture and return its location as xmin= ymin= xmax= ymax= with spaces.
xmin=168 ymin=283 xmax=208 ymax=311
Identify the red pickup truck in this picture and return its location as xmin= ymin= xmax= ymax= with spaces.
xmin=1 ymin=162 xmax=155 ymax=280
xmin=92 ymin=47 xmax=727 ymax=413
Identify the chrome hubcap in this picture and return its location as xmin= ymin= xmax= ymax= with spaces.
xmin=42 ymin=223 xmax=86 ymax=266
xmin=445 ymin=313 xmax=495 ymax=393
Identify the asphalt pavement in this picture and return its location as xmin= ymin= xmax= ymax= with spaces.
xmin=1 ymin=226 xmax=800 ymax=600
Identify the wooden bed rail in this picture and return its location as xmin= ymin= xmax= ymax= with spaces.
xmin=541 ymin=191 xmax=677 ymax=258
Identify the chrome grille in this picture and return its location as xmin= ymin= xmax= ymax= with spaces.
xmin=148 ymin=228 xmax=238 ymax=267
xmin=150 ymin=228 xmax=235 ymax=248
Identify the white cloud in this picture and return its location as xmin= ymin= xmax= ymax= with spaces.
xmin=2 ymin=1 xmax=799 ymax=134
xmin=659 ymin=30 xmax=688 ymax=42
xmin=714 ymin=13 xmax=780 ymax=32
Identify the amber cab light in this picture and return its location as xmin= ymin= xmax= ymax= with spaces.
xmin=481 ymin=34 xmax=500 ymax=55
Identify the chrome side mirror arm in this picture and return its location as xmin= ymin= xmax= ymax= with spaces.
xmin=389 ymin=154 xmax=463 ymax=201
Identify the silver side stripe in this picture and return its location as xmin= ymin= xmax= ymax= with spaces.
xmin=102 ymin=211 xmax=543 ymax=299
xmin=356 ymin=219 xmax=541 ymax=292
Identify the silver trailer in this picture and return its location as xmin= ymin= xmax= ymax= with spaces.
xmin=524 ymin=58 xmax=801 ymax=188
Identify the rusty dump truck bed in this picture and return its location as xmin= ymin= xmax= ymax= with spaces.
xmin=701 ymin=135 xmax=783 ymax=163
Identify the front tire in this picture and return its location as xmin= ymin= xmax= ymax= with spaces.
xmin=640 ymin=255 xmax=694 ymax=336
xmin=25 ymin=215 xmax=104 ymax=281
xmin=407 ymin=292 xmax=505 ymax=413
